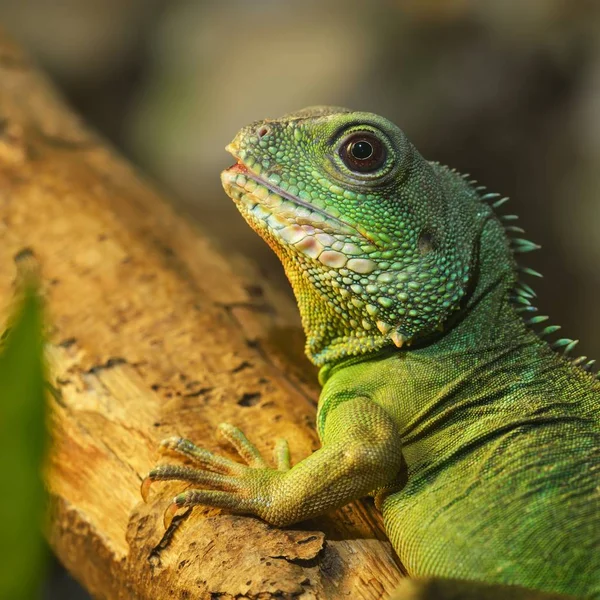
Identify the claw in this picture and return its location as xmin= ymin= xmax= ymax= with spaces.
xmin=140 ymin=475 xmax=154 ymax=503
xmin=159 ymin=436 xmax=182 ymax=454
xmin=163 ymin=497 xmax=184 ymax=529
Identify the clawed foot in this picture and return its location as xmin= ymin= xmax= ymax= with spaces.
xmin=142 ymin=423 xmax=291 ymax=528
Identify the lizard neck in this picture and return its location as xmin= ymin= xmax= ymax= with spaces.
xmin=425 ymin=209 xmax=523 ymax=356
xmin=317 ymin=217 xmax=599 ymax=469
xmin=311 ymin=209 xmax=524 ymax=373
xmin=320 ymin=209 xmax=598 ymax=406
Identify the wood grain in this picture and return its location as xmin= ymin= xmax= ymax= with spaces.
xmin=0 ymin=31 xmax=404 ymax=599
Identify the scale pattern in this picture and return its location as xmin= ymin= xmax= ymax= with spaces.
xmin=144 ymin=107 xmax=600 ymax=599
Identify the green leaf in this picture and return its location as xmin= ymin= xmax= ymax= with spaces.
xmin=0 ymin=284 xmax=47 ymax=600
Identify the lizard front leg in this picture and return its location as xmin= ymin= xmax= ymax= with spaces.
xmin=142 ymin=397 xmax=404 ymax=527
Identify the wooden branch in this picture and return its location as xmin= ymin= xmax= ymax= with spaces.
xmin=0 ymin=32 xmax=404 ymax=599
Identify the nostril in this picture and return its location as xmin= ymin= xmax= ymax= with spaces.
xmin=256 ymin=125 xmax=271 ymax=139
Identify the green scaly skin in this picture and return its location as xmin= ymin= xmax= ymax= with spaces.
xmin=143 ymin=107 xmax=600 ymax=599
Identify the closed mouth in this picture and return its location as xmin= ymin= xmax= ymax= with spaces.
xmin=222 ymin=161 xmax=366 ymax=240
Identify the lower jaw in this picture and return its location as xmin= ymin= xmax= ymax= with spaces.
xmin=222 ymin=164 xmax=354 ymax=234
xmin=222 ymin=169 xmax=344 ymax=240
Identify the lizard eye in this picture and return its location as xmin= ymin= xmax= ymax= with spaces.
xmin=339 ymin=132 xmax=386 ymax=173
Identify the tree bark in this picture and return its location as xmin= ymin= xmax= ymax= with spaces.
xmin=0 ymin=31 xmax=404 ymax=599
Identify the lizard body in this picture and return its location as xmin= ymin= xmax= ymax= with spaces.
xmin=143 ymin=107 xmax=599 ymax=598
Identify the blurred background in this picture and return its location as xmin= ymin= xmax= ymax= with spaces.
xmin=0 ymin=0 xmax=599 ymax=597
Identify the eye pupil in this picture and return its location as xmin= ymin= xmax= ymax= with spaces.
xmin=339 ymin=132 xmax=386 ymax=174
xmin=351 ymin=141 xmax=373 ymax=160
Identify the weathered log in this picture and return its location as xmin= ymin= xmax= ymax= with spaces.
xmin=0 ymin=31 xmax=404 ymax=599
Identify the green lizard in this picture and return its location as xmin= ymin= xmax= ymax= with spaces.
xmin=142 ymin=107 xmax=599 ymax=599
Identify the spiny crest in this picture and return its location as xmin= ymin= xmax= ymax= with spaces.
xmin=478 ymin=186 xmax=600 ymax=379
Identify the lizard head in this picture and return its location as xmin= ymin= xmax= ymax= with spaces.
xmin=221 ymin=106 xmax=487 ymax=365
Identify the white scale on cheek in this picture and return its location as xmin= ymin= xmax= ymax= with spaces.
xmin=347 ymin=258 xmax=377 ymax=274
xmin=295 ymin=206 xmax=312 ymax=218
xmin=241 ymin=193 xmax=257 ymax=209
xmin=319 ymin=251 xmax=347 ymax=268
xmin=315 ymin=233 xmax=335 ymax=246
xmin=254 ymin=186 xmax=269 ymax=201
xmin=267 ymin=214 xmax=287 ymax=230
xmin=295 ymin=236 xmax=324 ymax=259
xmin=267 ymin=193 xmax=283 ymax=207
xmin=279 ymin=225 xmax=306 ymax=244
xmin=342 ymin=242 xmax=362 ymax=256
